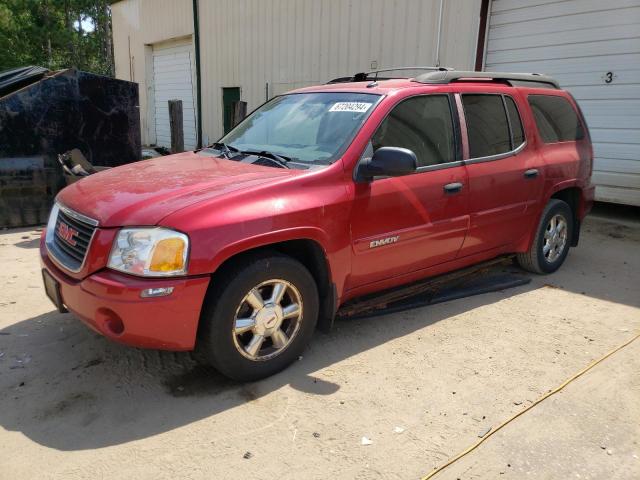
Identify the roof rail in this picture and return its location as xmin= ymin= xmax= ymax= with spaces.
xmin=413 ymin=70 xmax=560 ymax=89
xmin=327 ymin=66 xmax=453 ymax=84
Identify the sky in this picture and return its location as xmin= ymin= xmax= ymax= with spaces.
xmin=73 ymin=17 xmax=96 ymax=33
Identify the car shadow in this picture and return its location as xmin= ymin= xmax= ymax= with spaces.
xmin=538 ymin=216 xmax=640 ymax=309
xmin=2 ymin=228 xmax=42 ymax=249
xmin=13 ymin=238 xmax=40 ymax=249
xmin=0 ymin=279 xmax=537 ymax=451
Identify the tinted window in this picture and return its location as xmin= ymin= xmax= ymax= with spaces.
xmin=505 ymin=96 xmax=525 ymax=147
xmin=528 ymin=95 xmax=584 ymax=143
xmin=372 ymin=95 xmax=455 ymax=167
xmin=462 ymin=95 xmax=511 ymax=158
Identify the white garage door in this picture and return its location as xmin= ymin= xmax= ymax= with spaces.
xmin=152 ymin=43 xmax=197 ymax=150
xmin=485 ymin=0 xmax=640 ymax=206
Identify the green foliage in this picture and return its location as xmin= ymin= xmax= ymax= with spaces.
xmin=0 ymin=0 xmax=114 ymax=76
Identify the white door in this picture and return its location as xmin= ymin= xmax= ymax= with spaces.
xmin=485 ymin=0 xmax=640 ymax=206
xmin=152 ymin=43 xmax=197 ymax=150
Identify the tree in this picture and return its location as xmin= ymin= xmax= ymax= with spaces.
xmin=0 ymin=0 xmax=114 ymax=76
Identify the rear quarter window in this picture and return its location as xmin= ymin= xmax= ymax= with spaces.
xmin=528 ymin=95 xmax=584 ymax=143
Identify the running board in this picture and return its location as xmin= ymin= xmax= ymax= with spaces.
xmin=336 ymin=256 xmax=531 ymax=320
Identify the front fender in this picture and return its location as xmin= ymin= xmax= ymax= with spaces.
xmin=159 ymin=167 xmax=355 ymax=299
xmin=203 ymin=226 xmax=332 ymax=274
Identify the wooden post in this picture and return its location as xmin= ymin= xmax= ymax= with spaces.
xmin=168 ymin=99 xmax=184 ymax=153
xmin=231 ymin=101 xmax=247 ymax=128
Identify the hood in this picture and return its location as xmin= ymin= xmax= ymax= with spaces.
xmin=57 ymin=151 xmax=296 ymax=227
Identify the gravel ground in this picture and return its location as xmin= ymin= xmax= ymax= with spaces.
xmin=0 ymin=211 xmax=638 ymax=480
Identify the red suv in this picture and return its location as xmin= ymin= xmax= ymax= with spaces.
xmin=41 ymin=69 xmax=594 ymax=380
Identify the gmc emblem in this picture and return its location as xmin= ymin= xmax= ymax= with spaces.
xmin=57 ymin=222 xmax=78 ymax=247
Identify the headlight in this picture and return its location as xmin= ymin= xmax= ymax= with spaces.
xmin=107 ymin=227 xmax=189 ymax=277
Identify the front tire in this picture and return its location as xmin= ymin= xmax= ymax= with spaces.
xmin=517 ymin=199 xmax=573 ymax=274
xmin=197 ymin=253 xmax=319 ymax=381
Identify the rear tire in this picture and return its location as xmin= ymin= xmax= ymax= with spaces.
xmin=196 ymin=253 xmax=319 ymax=381
xmin=517 ymin=199 xmax=573 ymax=274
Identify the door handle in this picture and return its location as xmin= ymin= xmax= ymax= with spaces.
xmin=443 ymin=182 xmax=463 ymax=194
xmin=524 ymin=168 xmax=539 ymax=179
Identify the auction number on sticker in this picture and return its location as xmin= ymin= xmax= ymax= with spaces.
xmin=329 ymin=102 xmax=373 ymax=113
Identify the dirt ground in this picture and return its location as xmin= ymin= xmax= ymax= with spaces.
xmin=0 ymin=208 xmax=639 ymax=480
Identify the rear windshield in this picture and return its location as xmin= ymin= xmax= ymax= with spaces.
xmin=528 ymin=95 xmax=584 ymax=143
xmin=217 ymin=92 xmax=381 ymax=164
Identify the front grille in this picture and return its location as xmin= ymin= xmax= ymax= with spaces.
xmin=50 ymin=206 xmax=97 ymax=272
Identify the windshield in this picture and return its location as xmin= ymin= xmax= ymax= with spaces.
xmin=217 ymin=92 xmax=381 ymax=164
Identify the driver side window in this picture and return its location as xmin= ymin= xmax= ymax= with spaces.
xmin=372 ymin=95 xmax=455 ymax=168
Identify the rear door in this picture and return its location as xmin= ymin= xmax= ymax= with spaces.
xmin=348 ymin=94 xmax=469 ymax=289
xmin=458 ymin=91 xmax=544 ymax=256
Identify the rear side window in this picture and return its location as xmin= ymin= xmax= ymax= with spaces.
xmin=504 ymin=96 xmax=525 ymax=147
xmin=462 ymin=95 xmax=511 ymax=158
xmin=372 ymin=95 xmax=455 ymax=167
xmin=528 ymin=95 xmax=584 ymax=143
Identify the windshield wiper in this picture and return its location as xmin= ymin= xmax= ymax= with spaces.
xmin=240 ymin=150 xmax=292 ymax=169
xmin=209 ymin=142 xmax=239 ymax=159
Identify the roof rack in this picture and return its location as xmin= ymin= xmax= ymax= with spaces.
xmin=327 ymin=66 xmax=453 ymax=84
xmin=414 ymin=70 xmax=560 ymax=89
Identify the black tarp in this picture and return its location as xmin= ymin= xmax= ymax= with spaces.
xmin=0 ymin=68 xmax=141 ymax=227
xmin=0 ymin=66 xmax=49 ymax=98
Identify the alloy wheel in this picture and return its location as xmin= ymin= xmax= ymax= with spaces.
xmin=543 ymin=214 xmax=568 ymax=263
xmin=232 ymin=279 xmax=303 ymax=361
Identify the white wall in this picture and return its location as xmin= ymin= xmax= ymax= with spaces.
xmin=112 ymin=0 xmax=482 ymax=145
xmin=111 ymin=0 xmax=194 ymax=145
xmin=485 ymin=0 xmax=640 ymax=206
xmin=198 ymin=0 xmax=481 ymax=143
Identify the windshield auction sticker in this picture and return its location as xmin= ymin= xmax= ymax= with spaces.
xmin=329 ymin=102 xmax=373 ymax=113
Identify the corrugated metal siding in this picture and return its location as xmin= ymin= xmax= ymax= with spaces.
xmin=111 ymin=0 xmax=194 ymax=145
xmin=485 ymin=0 xmax=640 ymax=206
xmin=198 ymin=0 xmax=481 ymax=143
xmin=113 ymin=0 xmax=481 ymax=146
xmin=112 ymin=0 xmax=193 ymax=61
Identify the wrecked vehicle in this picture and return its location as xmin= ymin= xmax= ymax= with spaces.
xmin=41 ymin=69 xmax=594 ymax=381
xmin=57 ymin=149 xmax=111 ymax=185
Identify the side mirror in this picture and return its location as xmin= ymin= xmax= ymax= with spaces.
xmin=355 ymin=146 xmax=417 ymax=182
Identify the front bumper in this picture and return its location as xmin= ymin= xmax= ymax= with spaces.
xmin=40 ymin=236 xmax=210 ymax=351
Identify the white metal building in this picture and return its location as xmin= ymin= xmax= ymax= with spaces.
xmin=111 ymin=0 xmax=482 ymax=150
xmin=111 ymin=0 xmax=640 ymax=206
xmin=484 ymin=0 xmax=640 ymax=206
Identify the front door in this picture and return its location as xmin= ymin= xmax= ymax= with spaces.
xmin=348 ymin=94 xmax=470 ymax=290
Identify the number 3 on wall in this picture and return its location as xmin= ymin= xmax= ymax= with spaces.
xmin=604 ymin=72 xmax=614 ymax=84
